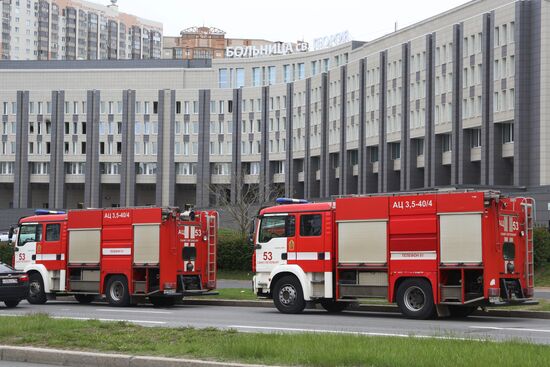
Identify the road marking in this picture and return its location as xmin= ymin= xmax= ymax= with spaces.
xmin=470 ymin=326 xmax=550 ymax=333
xmin=94 ymin=308 xmax=172 ymax=314
xmin=230 ymin=325 xmax=485 ymax=341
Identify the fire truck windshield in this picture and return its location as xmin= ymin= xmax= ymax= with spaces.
xmin=259 ymin=216 xmax=295 ymax=243
xmin=18 ymin=224 xmax=42 ymax=245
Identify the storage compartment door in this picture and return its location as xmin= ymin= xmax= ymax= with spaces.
xmin=439 ymin=214 xmax=482 ymax=263
xmin=68 ymin=229 xmax=101 ymax=264
xmin=338 ymin=221 xmax=387 ymax=264
xmin=134 ymin=225 xmax=160 ymax=264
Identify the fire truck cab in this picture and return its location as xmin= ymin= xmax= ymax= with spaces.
xmin=252 ymin=191 xmax=536 ymax=319
xmin=13 ymin=207 xmax=217 ymax=307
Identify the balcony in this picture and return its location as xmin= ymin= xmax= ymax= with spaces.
xmin=273 ymin=173 xmax=285 ymax=183
xmin=211 ymin=175 xmax=230 ymax=184
xmin=502 ymin=142 xmax=514 ymax=158
xmin=298 ymin=171 xmax=305 ymax=182
xmin=100 ymin=174 xmax=120 ymax=184
xmin=393 ymin=158 xmax=401 ymax=171
xmin=175 ymin=175 xmax=197 ymax=184
xmin=442 ymin=151 xmax=452 ymax=166
xmin=417 ymin=155 xmax=425 ymax=168
xmin=244 ymin=175 xmax=259 ymax=184
xmin=470 ymin=147 xmax=481 ymax=162
xmin=352 ymin=164 xmax=358 ymax=176
xmin=372 ymin=161 xmax=379 ymax=173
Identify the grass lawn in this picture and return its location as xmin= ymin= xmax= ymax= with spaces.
xmin=1 ymin=314 xmax=550 ymax=367
xmin=202 ymin=288 xmax=258 ymax=301
xmin=536 ymin=264 xmax=550 ymax=287
xmin=217 ymin=269 xmax=253 ymax=281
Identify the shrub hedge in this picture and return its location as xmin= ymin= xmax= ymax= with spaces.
xmin=216 ymin=228 xmax=252 ymax=271
xmin=534 ymin=227 xmax=550 ymax=268
xmin=0 ymin=242 xmax=13 ymax=265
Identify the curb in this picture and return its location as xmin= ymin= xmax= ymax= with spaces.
xmin=182 ymin=299 xmax=550 ymax=319
xmin=0 ymin=345 xmax=277 ymax=367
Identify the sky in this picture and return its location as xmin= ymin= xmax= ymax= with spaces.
xmin=113 ymin=0 xmax=470 ymax=43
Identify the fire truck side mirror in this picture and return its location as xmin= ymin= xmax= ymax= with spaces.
xmin=7 ymin=226 xmax=14 ymax=243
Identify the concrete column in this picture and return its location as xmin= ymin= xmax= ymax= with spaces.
xmin=230 ymin=88 xmax=243 ymax=204
xmin=120 ymin=89 xmax=136 ymax=207
xmin=480 ymin=13 xmax=492 ymax=186
xmin=303 ymin=79 xmax=313 ymax=199
xmin=319 ymin=73 xmax=329 ymax=198
xmin=401 ymin=43 xmax=410 ymax=191
xmin=195 ymin=90 xmax=211 ymax=208
xmin=426 ymin=34 xmax=437 ymax=187
xmin=378 ymin=51 xmax=387 ymax=192
xmin=514 ymin=0 xmax=540 ymax=187
xmin=155 ymin=89 xmax=176 ymax=206
xmin=338 ymin=65 xmax=348 ymax=195
xmin=259 ymin=86 xmax=270 ymax=202
xmin=284 ymin=83 xmax=295 ymax=198
xmin=48 ymin=90 xmax=65 ymax=209
xmin=13 ymin=91 xmax=30 ymax=208
xmin=84 ymin=90 xmax=101 ymax=208
xmin=358 ymin=58 xmax=366 ymax=194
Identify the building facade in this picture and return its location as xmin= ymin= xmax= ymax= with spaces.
xmin=163 ymin=26 xmax=302 ymax=60
xmin=0 ymin=0 xmax=162 ymax=60
xmin=1 ymin=0 xmax=550 ymax=221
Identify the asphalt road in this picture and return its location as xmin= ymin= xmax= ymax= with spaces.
xmin=0 ymin=362 xmax=59 ymax=367
xmin=2 ymin=300 xmax=550 ymax=345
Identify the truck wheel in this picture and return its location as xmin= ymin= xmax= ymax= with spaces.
xmin=273 ymin=275 xmax=306 ymax=314
xmin=105 ymin=275 xmax=130 ymax=307
xmin=448 ymin=306 xmax=477 ymax=318
xmin=4 ymin=300 xmax=20 ymax=308
xmin=27 ymin=273 xmax=47 ymax=305
xmin=74 ymin=294 xmax=95 ymax=304
xmin=150 ymin=296 xmax=176 ymax=308
xmin=320 ymin=299 xmax=349 ymax=313
xmin=396 ymin=278 xmax=435 ymax=319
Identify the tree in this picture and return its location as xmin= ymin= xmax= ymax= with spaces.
xmin=209 ymin=180 xmax=284 ymax=238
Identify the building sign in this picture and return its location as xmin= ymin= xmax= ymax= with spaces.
xmin=312 ymin=31 xmax=351 ymax=51
xmin=226 ymin=42 xmax=309 ymax=58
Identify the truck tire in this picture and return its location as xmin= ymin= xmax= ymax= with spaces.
xmin=4 ymin=300 xmax=20 ymax=308
xmin=74 ymin=294 xmax=95 ymax=304
xmin=105 ymin=275 xmax=130 ymax=307
xmin=448 ymin=305 xmax=477 ymax=318
xmin=273 ymin=275 xmax=306 ymax=314
xmin=27 ymin=273 xmax=47 ymax=305
xmin=396 ymin=278 xmax=435 ymax=319
xmin=320 ymin=299 xmax=349 ymax=313
xmin=150 ymin=296 xmax=176 ymax=308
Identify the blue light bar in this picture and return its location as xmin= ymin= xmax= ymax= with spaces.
xmin=275 ymin=198 xmax=309 ymax=205
xmin=35 ymin=209 xmax=66 ymax=215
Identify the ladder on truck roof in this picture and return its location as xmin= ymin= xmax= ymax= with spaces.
xmin=206 ymin=214 xmax=217 ymax=289
xmin=522 ymin=198 xmax=535 ymax=290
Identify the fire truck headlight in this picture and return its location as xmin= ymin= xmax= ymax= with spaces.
xmin=506 ymin=262 xmax=515 ymax=274
xmin=186 ymin=262 xmax=194 ymax=272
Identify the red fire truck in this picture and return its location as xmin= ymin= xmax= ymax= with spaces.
xmin=11 ymin=207 xmax=217 ymax=307
xmin=252 ymin=191 xmax=536 ymax=319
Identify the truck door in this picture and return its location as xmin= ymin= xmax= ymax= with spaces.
xmin=255 ymin=214 xmax=295 ymax=273
xmin=14 ymin=223 xmax=42 ymax=270
xmin=294 ymin=213 xmax=325 ymax=273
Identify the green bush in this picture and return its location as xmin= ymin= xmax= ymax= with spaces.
xmin=534 ymin=227 xmax=550 ymax=268
xmin=217 ymin=228 xmax=252 ymax=271
xmin=0 ymin=242 xmax=14 ymax=265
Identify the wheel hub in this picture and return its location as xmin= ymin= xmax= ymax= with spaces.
xmin=110 ymin=281 xmax=124 ymax=302
xmin=404 ymin=286 xmax=426 ymax=311
xmin=279 ymin=284 xmax=297 ymax=305
xmin=29 ymin=281 xmax=41 ymax=296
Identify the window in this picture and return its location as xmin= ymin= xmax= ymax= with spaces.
xmin=300 ymin=214 xmax=322 ymax=237
xmin=442 ymin=134 xmax=452 ymax=152
xmin=390 ymin=143 xmax=401 ymax=160
xmin=258 ymin=216 xmax=295 ymax=243
xmin=218 ymin=68 xmax=229 ymax=88
xmin=45 ymin=224 xmax=60 ymax=242
xmin=18 ymin=224 xmax=42 ymax=245
xmin=235 ymin=68 xmax=245 ymax=88
xmin=252 ymin=67 xmax=261 ymax=87
xmin=470 ymin=129 xmax=482 ymax=148
xmin=502 ymin=123 xmax=514 ymax=143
